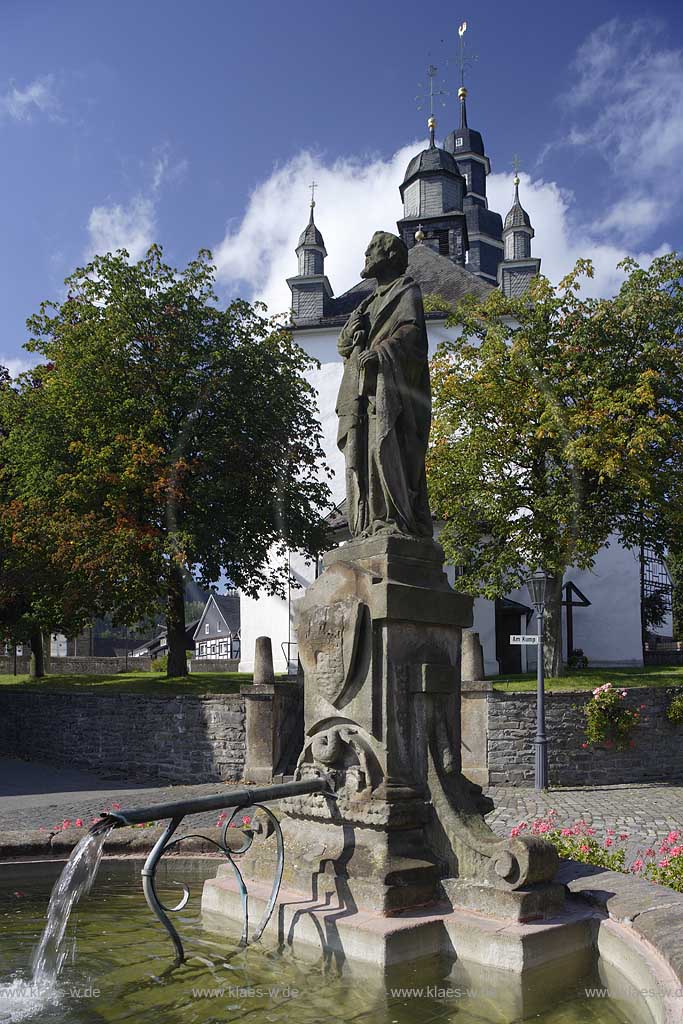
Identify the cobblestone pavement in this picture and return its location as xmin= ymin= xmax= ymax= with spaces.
xmin=484 ymin=782 xmax=683 ymax=858
xmin=2 ymin=760 xmax=682 ymax=857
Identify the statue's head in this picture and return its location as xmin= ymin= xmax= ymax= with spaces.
xmin=361 ymin=231 xmax=409 ymax=282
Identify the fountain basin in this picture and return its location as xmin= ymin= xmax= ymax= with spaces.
xmin=1 ymin=854 xmax=681 ymax=1024
xmin=201 ymin=858 xmax=683 ymax=1024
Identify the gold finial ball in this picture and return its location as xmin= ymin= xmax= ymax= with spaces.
xmin=415 ymin=226 xmax=426 ymax=244
xmin=428 ymin=116 xmax=436 ymax=130
xmin=513 ymin=174 xmax=520 ymax=186
xmin=458 ymin=86 xmax=467 ymax=100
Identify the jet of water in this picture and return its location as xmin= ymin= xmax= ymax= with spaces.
xmin=31 ymin=819 xmax=113 ymax=984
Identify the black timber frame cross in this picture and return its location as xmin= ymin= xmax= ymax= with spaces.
xmin=562 ymin=581 xmax=591 ymax=658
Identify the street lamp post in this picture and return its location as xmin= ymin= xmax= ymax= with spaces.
xmin=526 ymin=569 xmax=550 ymax=791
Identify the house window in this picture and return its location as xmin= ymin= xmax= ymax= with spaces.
xmin=455 ymin=137 xmax=463 ymax=148
xmin=205 ymin=623 xmax=210 ymax=634
xmin=216 ymin=621 xmax=221 ymax=632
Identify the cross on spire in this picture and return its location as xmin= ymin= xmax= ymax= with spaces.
xmin=416 ymin=64 xmax=447 ymax=144
xmin=512 ymin=154 xmax=521 ymax=180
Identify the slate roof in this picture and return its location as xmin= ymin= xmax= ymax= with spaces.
xmin=294 ymin=244 xmax=493 ymax=330
xmin=443 ymin=127 xmax=485 ymax=158
xmin=213 ymin=593 xmax=241 ymax=634
xmin=504 ymin=184 xmax=532 ymax=230
xmin=298 ymin=210 xmax=326 ymax=249
xmin=402 ymin=146 xmax=463 ymax=187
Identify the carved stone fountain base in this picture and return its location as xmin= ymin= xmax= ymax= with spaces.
xmin=202 ymin=533 xmax=564 ymax=960
xmin=201 ymin=871 xmax=590 ymax=971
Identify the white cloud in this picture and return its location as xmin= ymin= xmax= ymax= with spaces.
xmin=213 ymin=145 xmax=668 ymax=311
xmin=214 ymin=145 xmax=417 ymax=316
xmin=560 ymin=18 xmax=683 ymax=242
xmin=0 ymin=75 xmax=59 ymax=121
xmin=1 ymin=355 xmax=36 ymax=379
xmin=487 ymin=173 xmax=668 ymax=298
xmin=151 ymin=149 xmax=188 ymax=193
xmin=85 ymin=195 xmax=155 ymax=261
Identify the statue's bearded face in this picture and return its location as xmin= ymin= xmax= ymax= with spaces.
xmin=361 ymin=237 xmax=391 ymax=280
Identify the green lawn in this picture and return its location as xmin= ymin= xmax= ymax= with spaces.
xmin=492 ymin=665 xmax=683 ymax=693
xmin=0 ymin=671 xmax=290 ymax=695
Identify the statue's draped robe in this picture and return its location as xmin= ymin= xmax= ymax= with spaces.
xmin=336 ymin=274 xmax=432 ymax=538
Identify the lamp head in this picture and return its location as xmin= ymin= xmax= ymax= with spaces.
xmin=526 ymin=569 xmax=550 ymax=612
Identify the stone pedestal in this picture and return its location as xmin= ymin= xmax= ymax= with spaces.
xmin=203 ymin=535 xmax=562 ymax=963
xmin=242 ymin=681 xmax=303 ymax=784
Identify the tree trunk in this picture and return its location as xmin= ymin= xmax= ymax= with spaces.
xmin=543 ymin=574 xmax=564 ymax=678
xmin=166 ymin=563 xmax=188 ymax=678
xmin=29 ymin=630 xmax=45 ymax=679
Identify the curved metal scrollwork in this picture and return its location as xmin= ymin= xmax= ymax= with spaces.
xmin=101 ymin=777 xmax=329 ymax=967
xmin=140 ymin=803 xmax=284 ymax=965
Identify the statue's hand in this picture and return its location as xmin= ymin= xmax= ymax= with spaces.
xmin=358 ymin=349 xmax=379 ymax=368
xmin=352 ymin=330 xmax=366 ymax=348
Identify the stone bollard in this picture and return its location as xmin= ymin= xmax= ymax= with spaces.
xmin=242 ymin=636 xmax=303 ymax=784
xmin=253 ymin=636 xmax=275 ymax=686
xmin=461 ymin=630 xmax=485 ymax=682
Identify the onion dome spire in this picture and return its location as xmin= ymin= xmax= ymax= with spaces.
xmin=498 ymin=158 xmax=541 ymax=297
xmin=288 ymin=182 xmax=333 ymax=321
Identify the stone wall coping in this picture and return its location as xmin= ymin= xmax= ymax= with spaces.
xmin=0 ymin=688 xmax=244 ymax=702
xmin=461 ymin=679 xmax=493 ymax=692
xmin=490 ymin=683 xmax=683 ymax=701
xmin=241 ymin=681 xmax=303 ymax=698
xmin=558 ymin=858 xmax=683 ymax=984
xmin=0 ymin=826 xmax=244 ymax=859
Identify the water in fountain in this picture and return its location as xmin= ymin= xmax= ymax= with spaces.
xmin=0 ymin=819 xmax=113 ymax=1022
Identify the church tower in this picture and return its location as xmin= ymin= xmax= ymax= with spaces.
xmin=498 ymin=169 xmax=541 ymax=297
xmin=442 ymin=86 xmax=504 ymax=284
xmin=397 ymin=113 xmax=469 ymax=265
xmin=442 ymin=23 xmax=504 ymax=284
xmin=287 ymin=185 xmax=333 ymax=322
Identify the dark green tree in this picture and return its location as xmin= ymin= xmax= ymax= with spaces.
xmin=3 ymin=247 xmax=331 ymax=677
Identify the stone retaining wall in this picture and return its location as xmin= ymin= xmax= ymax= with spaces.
xmin=0 ymin=655 xmax=152 ymax=675
xmin=487 ymin=685 xmax=683 ymax=786
xmin=0 ymin=690 xmax=245 ymax=783
xmin=189 ymin=658 xmax=240 ymax=674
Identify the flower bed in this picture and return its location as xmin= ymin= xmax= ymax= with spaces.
xmin=511 ymin=811 xmax=683 ymax=893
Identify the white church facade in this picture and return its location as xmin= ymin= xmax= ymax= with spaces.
xmin=239 ymin=89 xmax=671 ymax=676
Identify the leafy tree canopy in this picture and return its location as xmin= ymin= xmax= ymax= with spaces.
xmin=428 ymin=254 xmax=683 ymax=672
xmin=1 ymin=246 xmax=331 ymax=674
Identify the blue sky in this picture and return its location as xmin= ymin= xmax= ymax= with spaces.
xmin=2 ymin=0 xmax=682 ymax=374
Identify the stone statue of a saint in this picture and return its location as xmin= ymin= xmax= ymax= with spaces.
xmin=336 ymin=231 xmax=432 ymax=539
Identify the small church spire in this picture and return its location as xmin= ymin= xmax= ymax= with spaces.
xmin=458 ymin=86 xmax=468 ymax=129
xmin=498 ymin=159 xmax=541 ymax=297
xmin=287 ymin=184 xmax=333 ymax=321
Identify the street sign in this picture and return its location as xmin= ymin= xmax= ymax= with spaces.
xmin=510 ymin=635 xmax=539 ymax=645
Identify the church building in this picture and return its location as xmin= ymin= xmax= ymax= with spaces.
xmin=238 ymin=78 xmax=667 ymax=676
